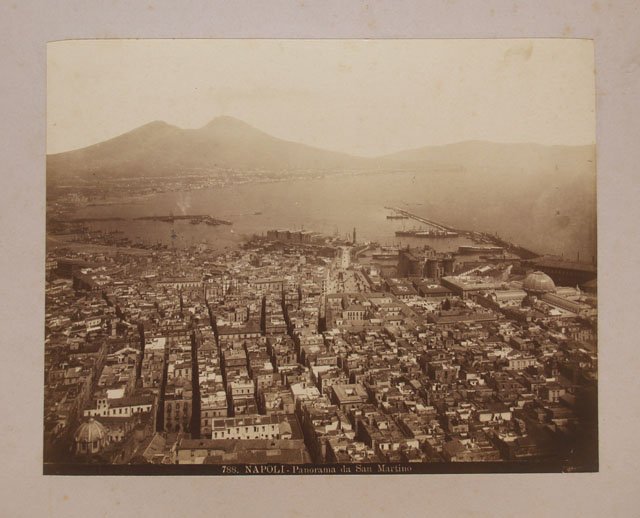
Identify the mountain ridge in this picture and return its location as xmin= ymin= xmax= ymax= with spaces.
xmin=47 ymin=116 xmax=595 ymax=183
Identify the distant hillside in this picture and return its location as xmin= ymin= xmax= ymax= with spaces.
xmin=384 ymin=140 xmax=595 ymax=176
xmin=46 ymin=116 xmax=380 ymax=183
xmin=48 ymin=117 xmax=595 ymax=183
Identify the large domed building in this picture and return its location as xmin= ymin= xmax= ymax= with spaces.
xmin=523 ymin=271 xmax=556 ymax=295
xmin=74 ymin=417 xmax=109 ymax=456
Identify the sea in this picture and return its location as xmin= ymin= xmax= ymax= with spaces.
xmin=73 ymin=171 xmax=595 ymax=258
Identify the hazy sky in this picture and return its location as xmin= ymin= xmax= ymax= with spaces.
xmin=47 ymin=39 xmax=595 ymax=156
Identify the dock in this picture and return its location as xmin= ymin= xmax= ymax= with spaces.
xmin=384 ymin=206 xmax=541 ymax=259
xmin=385 ymin=206 xmax=455 ymax=232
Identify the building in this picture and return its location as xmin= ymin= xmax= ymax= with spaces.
xmin=175 ymin=437 xmax=309 ymax=464
xmin=200 ymin=390 xmax=229 ymax=436
xmin=252 ymin=278 xmax=284 ymax=295
xmin=157 ymin=278 xmax=202 ymax=290
xmin=163 ymin=381 xmax=192 ymax=433
xmin=442 ymin=437 xmax=501 ymax=462
xmin=330 ymin=384 xmax=369 ymax=412
xmin=415 ymin=281 xmax=454 ymax=300
xmin=440 ymin=275 xmax=502 ymax=298
xmin=532 ymin=257 xmax=597 ymax=287
xmin=84 ymin=395 xmax=154 ymax=418
xmin=211 ymin=414 xmax=298 ymax=440
xmin=398 ymin=247 xmax=455 ymax=279
xmin=507 ymin=355 xmax=537 ymax=371
xmin=217 ymin=323 xmax=261 ymax=344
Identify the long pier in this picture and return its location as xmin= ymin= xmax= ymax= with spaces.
xmin=385 ymin=206 xmax=540 ymax=258
xmin=385 ymin=207 xmax=454 ymax=232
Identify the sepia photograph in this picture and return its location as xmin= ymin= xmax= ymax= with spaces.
xmin=44 ymin=38 xmax=598 ymax=475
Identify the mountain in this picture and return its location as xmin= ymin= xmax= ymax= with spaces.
xmin=48 ymin=117 xmax=595 ymax=184
xmin=46 ymin=116 xmax=379 ymax=183
xmin=383 ymin=140 xmax=595 ymax=176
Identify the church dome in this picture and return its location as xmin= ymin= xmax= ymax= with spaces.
xmin=523 ymin=271 xmax=556 ymax=294
xmin=74 ymin=418 xmax=108 ymax=454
